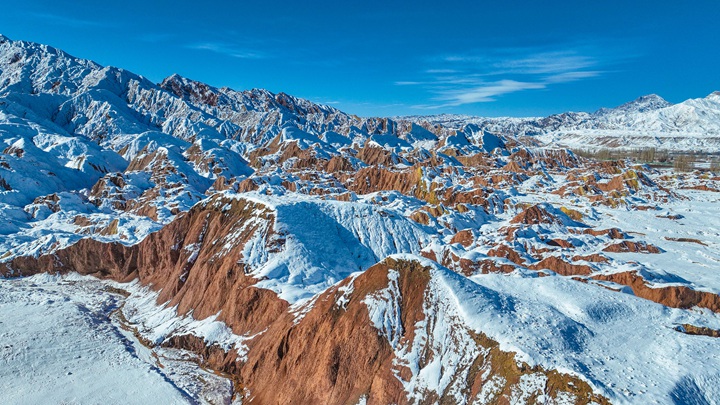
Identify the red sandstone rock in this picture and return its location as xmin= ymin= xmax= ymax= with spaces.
xmin=602 ymin=241 xmax=661 ymax=254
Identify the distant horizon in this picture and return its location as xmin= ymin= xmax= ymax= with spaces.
xmin=1 ymin=1 xmax=719 ymax=117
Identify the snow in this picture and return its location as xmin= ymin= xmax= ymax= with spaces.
xmin=443 ymin=268 xmax=720 ymax=404
xmin=368 ymin=134 xmax=412 ymax=150
xmin=2 ymin=34 xmax=720 ymax=404
xmin=0 ymin=273 xmax=238 ymax=405
xmin=402 ymin=92 xmax=720 ymax=152
xmin=591 ymin=187 xmax=720 ymax=292
xmin=358 ymin=254 xmax=720 ymax=403
xmin=395 ymin=272 xmax=481 ymax=404
xmin=119 ymin=280 xmax=254 ymax=357
xmin=475 ymin=375 xmax=507 ymax=404
xmin=0 ymin=207 xmax=162 ymax=261
xmin=335 ymin=272 xmax=361 ymax=310
xmin=279 ymin=126 xmax=323 ymax=149
xmin=363 ymin=269 xmax=403 ymax=348
xmin=230 ymin=192 xmax=433 ymax=303
xmin=532 ymin=92 xmax=720 ymax=152
xmin=321 ymin=130 xmax=352 ymax=147
xmin=510 ymin=173 xmax=720 ymax=295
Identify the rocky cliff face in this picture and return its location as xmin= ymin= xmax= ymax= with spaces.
xmin=1 ymin=240 xmax=608 ymax=404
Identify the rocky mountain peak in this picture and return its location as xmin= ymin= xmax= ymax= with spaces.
xmin=596 ymin=93 xmax=672 ymax=116
xmin=629 ymin=93 xmax=671 ymax=108
xmin=159 ymin=73 xmax=220 ymax=106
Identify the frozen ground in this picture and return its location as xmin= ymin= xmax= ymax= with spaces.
xmin=0 ymin=273 xmax=238 ymax=405
xmin=510 ymin=171 xmax=720 ymax=293
xmin=461 ymin=270 xmax=720 ymax=404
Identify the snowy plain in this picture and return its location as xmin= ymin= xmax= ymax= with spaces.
xmin=0 ymin=273 xmax=239 ymax=405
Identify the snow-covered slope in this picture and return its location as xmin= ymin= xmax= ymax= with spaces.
xmin=370 ymin=254 xmax=720 ymax=404
xmin=0 ymin=273 xmax=237 ymax=404
xmin=230 ymin=192 xmax=433 ymax=302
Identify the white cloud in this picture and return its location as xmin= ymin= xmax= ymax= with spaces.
xmin=489 ymin=51 xmax=596 ymax=75
xmin=437 ymin=80 xmax=546 ymax=106
xmin=401 ymin=45 xmax=614 ymax=107
xmin=544 ymin=70 xmax=602 ymax=83
xmin=186 ymin=42 xmax=267 ymax=59
xmin=425 ymin=69 xmax=458 ymax=74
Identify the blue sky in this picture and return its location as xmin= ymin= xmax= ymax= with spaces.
xmin=1 ymin=0 xmax=719 ymax=117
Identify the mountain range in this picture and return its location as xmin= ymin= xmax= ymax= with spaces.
xmin=1 ymin=34 xmax=720 ymax=404
xmin=403 ymin=92 xmax=720 ymax=152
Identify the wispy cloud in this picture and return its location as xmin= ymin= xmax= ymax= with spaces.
xmin=437 ymin=80 xmax=545 ymax=104
xmin=544 ymin=70 xmax=602 ymax=84
xmin=449 ymin=51 xmax=596 ymax=75
xmin=401 ymin=44 xmax=622 ymax=109
xmin=425 ymin=69 xmax=457 ymax=74
xmin=186 ymin=42 xmax=268 ymax=59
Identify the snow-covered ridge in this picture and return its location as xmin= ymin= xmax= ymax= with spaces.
xmin=0 ymin=33 xmax=502 ymax=245
xmin=402 ymin=92 xmax=720 ymax=152
xmin=212 ymin=192 xmax=433 ymax=303
xmin=367 ymin=255 xmax=720 ymax=404
xmin=3 ymin=33 xmax=719 ymax=162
